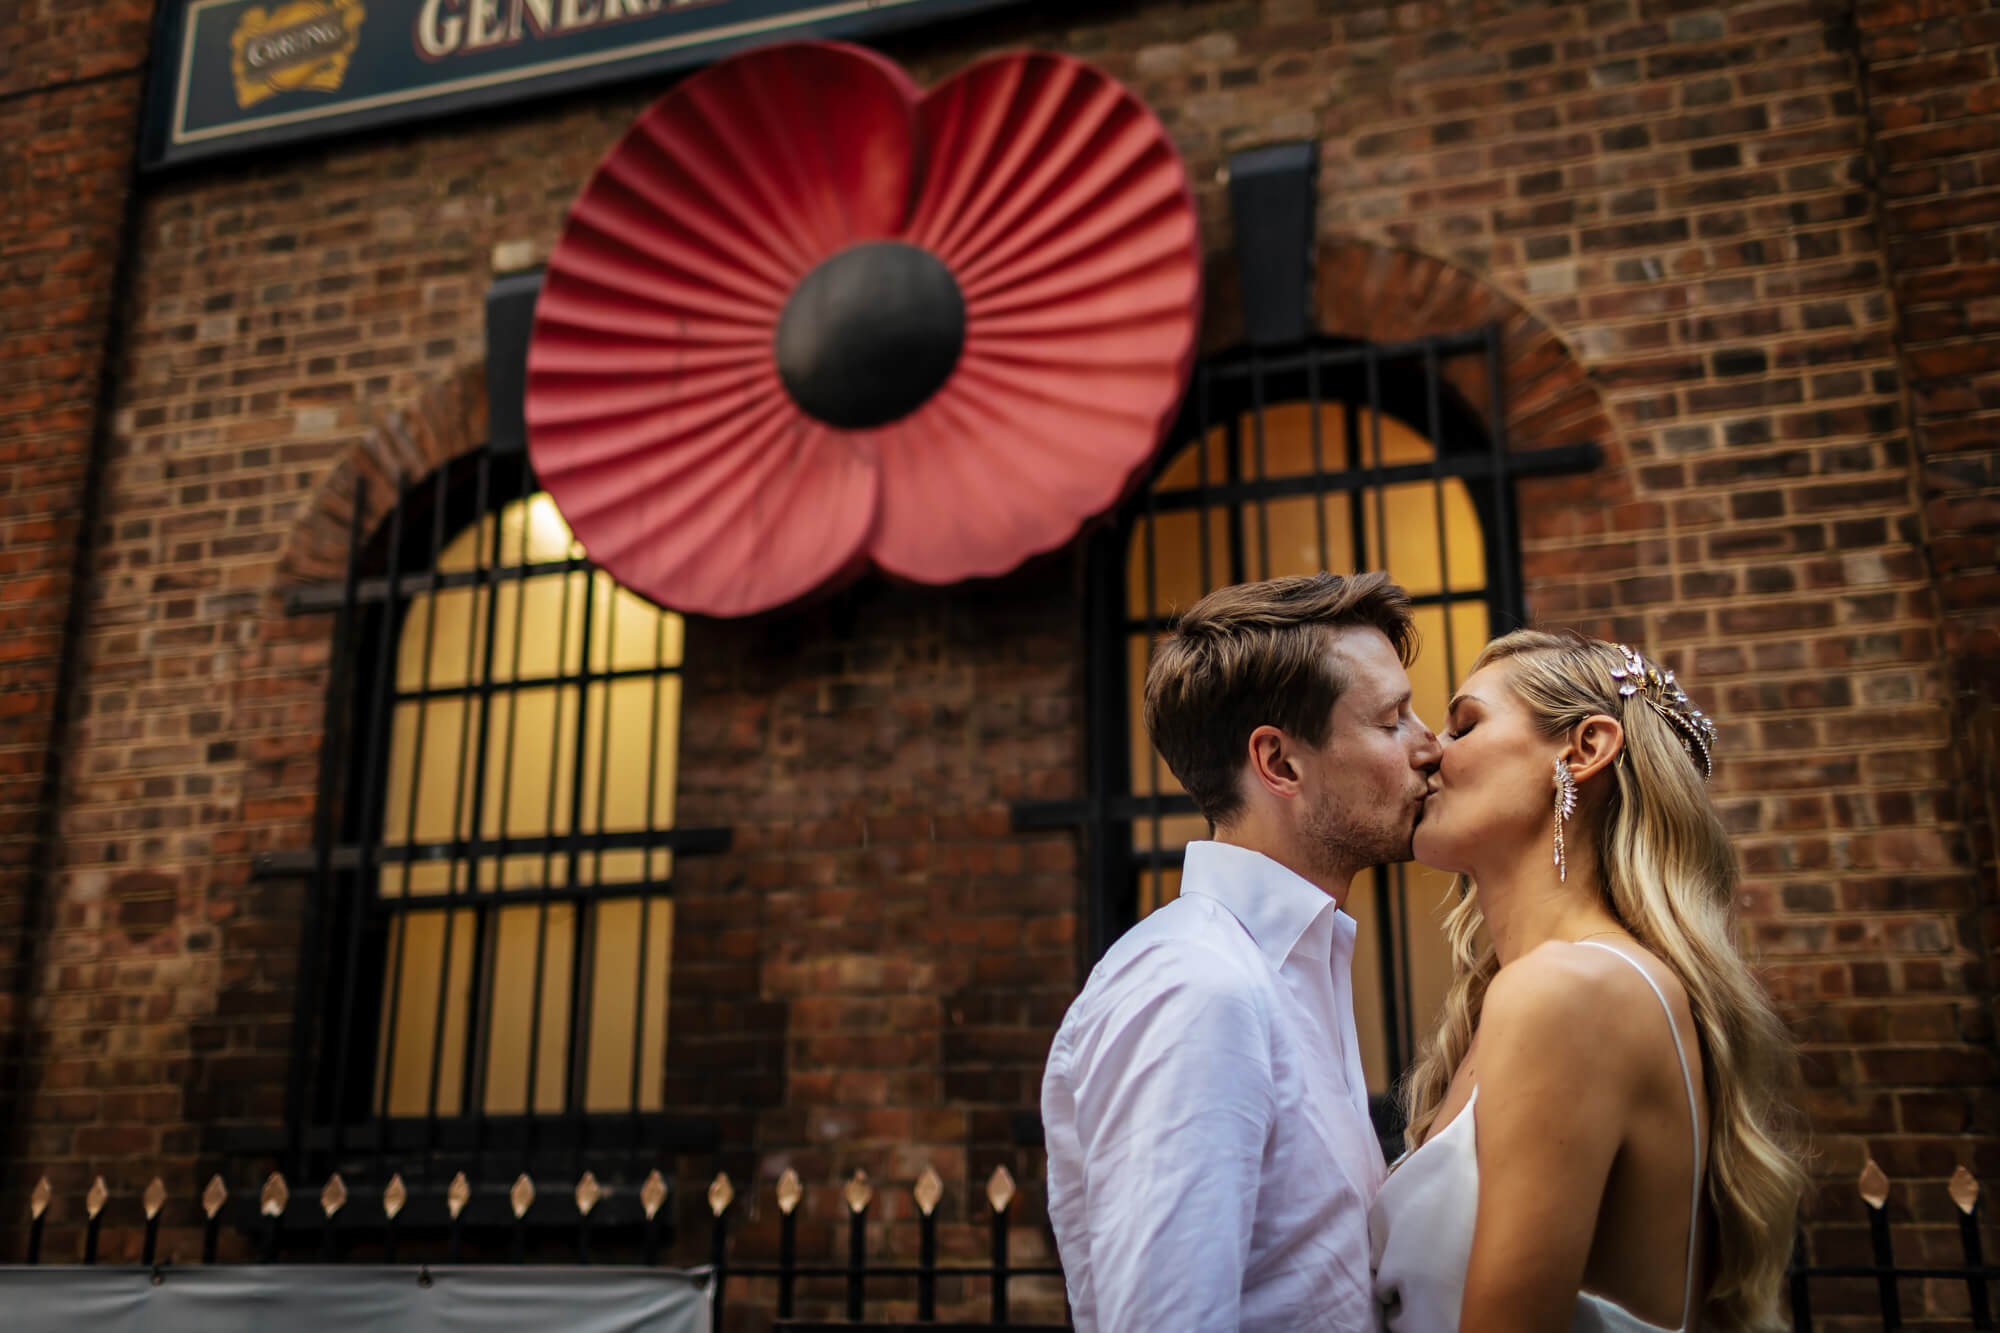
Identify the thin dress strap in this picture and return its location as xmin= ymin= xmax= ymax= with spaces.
xmin=1576 ymin=942 xmax=1703 ymax=1333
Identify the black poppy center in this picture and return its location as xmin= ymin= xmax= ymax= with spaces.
xmin=775 ymin=241 xmax=966 ymax=430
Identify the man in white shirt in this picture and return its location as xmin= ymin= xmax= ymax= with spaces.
xmin=1042 ymin=572 xmax=1442 ymax=1332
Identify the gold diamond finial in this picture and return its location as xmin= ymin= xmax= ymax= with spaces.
xmin=1949 ymin=1165 xmax=1979 ymax=1215
xmin=913 ymin=1167 xmax=943 ymax=1217
xmin=86 ymin=1177 xmax=109 ymax=1220
xmin=321 ymin=1173 xmax=347 ymax=1219
xmin=261 ymin=1173 xmax=289 ymax=1218
xmin=985 ymin=1165 xmax=1016 ymax=1214
xmin=1858 ymin=1159 xmax=1890 ymax=1209
xmin=202 ymin=1175 xmax=227 ymax=1220
xmin=775 ymin=1169 xmax=803 ymax=1216
xmin=30 ymin=1176 xmax=51 ymax=1221
xmin=446 ymin=1172 xmax=471 ymax=1220
xmin=509 ymin=1174 xmax=535 ymax=1219
xmin=843 ymin=1169 xmax=874 ymax=1215
xmin=143 ymin=1178 xmax=168 ymax=1221
xmin=707 ymin=1173 xmax=734 ymax=1217
xmin=383 ymin=1174 xmax=408 ymax=1221
xmin=575 ymin=1171 xmax=602 ymax=1217
xmin=640 ymin=1170 xmax=668 ymax=1220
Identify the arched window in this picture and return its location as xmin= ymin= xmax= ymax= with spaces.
xmin=370 ymin=484 xmax=681 ymax=1119
xmin=286 ymin=447 xmax=724 ymax=1173
xmin=1093 ymin=332 xmax=1523 ymax=1123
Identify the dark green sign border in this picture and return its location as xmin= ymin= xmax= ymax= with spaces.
xmin=140 ymin=0 xmax=1022 ymax=171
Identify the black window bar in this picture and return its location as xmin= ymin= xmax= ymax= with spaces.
xmin=1014 ymin=325 xmax=1599 ymax=1145
xmin=245 ymin=441 xmax=730 ymax=1200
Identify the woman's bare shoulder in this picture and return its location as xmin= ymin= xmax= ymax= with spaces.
xmin=1479 ymin=940 xmax=1679 ymax=1071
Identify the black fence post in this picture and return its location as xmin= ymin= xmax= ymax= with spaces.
xmin=321 ymin=1174 xmax=347 ymax=1263
xmin=201 ymin=1176 xmax=225 ymax=1264
xmin=844 ymin=1171 xmax=872 ymax=1322
xmin=141 ymin=1178 xmax=166 ymax=1267
xmin=83 ymin=1177 xmax=106 ymax=1265
xmin=510 ymin=1174 xmax=535 ymax=1264
xmin=1953 ymin=1166 xmax=1992 ymax=1331
xmin=1860 ymin=1160 xmax=1901 ymax=1330
xmin=575 ymin=1172 xmax=600 ymax=1265
xmin=709 ymin=1173 xmax=733 ymax=1332
xmin=986 ymin=1166 xmax=1015 ymax=1325
xmin=260 ymin=1173 xmax=288 ymax=1263
xmin=641 ymin=1170 xmax=668 ymax=1267
xmin=447 ymin=1172 xmax=470 ymax=1264
xmin=915 ymin=1167 xmax=942 ymax=1324
xmin=383 ymin=1173 xmax=407 ymax=1264
xmin=776 ymin=1170 xmax=801 ymax=1320
xmin=1787 ymin=1229 xmax=1813 ymax=1332
xmin=26 ymin=1176 xmax=49 ymax=1264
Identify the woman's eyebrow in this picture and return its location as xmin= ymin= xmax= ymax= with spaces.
xmin=1446 ymin=691 xmax=1483 ymax=716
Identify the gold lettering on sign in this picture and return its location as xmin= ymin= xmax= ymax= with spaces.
xmin=465 ymin=0 xmax=509 ymax=49
xmin=416 ymin=0 xmax=464 ymax=57
xmin=230 ymin=0 xmax=365 ymax=107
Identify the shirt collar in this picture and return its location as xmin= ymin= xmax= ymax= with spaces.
xmin=1179 ymin=840 xmax=1356 ymax=971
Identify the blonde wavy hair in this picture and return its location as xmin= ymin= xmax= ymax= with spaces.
xmin=1399 ymin=629 xmax=1806 ymax=1331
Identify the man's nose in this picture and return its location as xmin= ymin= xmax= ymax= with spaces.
xmin=1412 ymin=718 xmax=1442 ymax=770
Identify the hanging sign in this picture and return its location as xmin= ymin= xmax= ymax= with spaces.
xmin=141 ymin=0 xmax=1020 ymax=169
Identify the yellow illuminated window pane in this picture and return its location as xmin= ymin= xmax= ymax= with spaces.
xmin=1138 ymin=867 xmax=1181 ymax=919
xmin=585 ymin=899 xmax=674 ymax=1113
xmin=1126 ymin=507 xmax=1234 ymax=620
xmin=373 ymin=490 xmax=682 ymax=1118
xmin=1400 ymin=861 xmax=1462 ymax=1057
xmin=1351 ymin=893 xmax=1389 ymax=1090
xmin=481 ymin=903 xmax=574 ymax=1116
xmin=376 ymin=908 xmax=477 ymax=1117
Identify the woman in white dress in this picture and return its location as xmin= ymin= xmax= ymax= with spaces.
xmin=1370 ymin=630 xmax=1806 ymax=1333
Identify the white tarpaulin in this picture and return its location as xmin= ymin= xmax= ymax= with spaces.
xmin=0 ymin=1264 xmax=712 ymax=1332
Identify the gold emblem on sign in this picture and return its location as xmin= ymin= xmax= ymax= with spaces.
xmin=230 ymin=0 xmax=365 ymax=109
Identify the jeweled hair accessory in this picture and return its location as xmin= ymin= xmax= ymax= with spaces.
xmin=1608 ymin=644 xmax=1717 ymax=779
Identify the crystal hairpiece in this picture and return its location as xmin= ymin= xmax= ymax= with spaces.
xmin=1607 ymin=643 xmax=1717 ymax=780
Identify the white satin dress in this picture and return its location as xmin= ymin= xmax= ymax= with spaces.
xmin=1368 ymin=943 xmax=1704 ymax=1333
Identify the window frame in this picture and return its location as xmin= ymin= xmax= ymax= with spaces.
xmin=1016 ymin=325 xmax=1601 ymax=1141
xmin=261 ymin=444 xmax=730 ymax=1188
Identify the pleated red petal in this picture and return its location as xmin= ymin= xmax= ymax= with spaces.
xmin=871 ymin=51 xmax=1200 ymax=584
xmin=528 ymin=43 xmax=918 ymax=616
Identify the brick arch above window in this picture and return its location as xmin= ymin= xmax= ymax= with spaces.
xmin=277 ymin=360 xmax=491 ymax=590
xmin=1199 ymin=237 xmax=1624 ymax=489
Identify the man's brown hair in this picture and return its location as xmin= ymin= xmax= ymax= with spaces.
xmin=1142 ymin=572 xmax=1416 ymax=826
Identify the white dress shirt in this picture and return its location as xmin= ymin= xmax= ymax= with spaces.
xmin=1042 ymin=840 xmax=1386 ymax=1333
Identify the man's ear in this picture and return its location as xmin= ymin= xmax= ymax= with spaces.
xmin=1567 ymin=713 xmax=1624 ymax=786
xmin=1246 ymin=723 xmax=1304 ymax=801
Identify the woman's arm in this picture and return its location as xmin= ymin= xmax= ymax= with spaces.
xmin=1458 ymin=947 xmax=1639 ymax=1333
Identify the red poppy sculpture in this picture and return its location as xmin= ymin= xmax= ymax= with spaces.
xmin=525 ymin=41 xmax=1202 ymax=617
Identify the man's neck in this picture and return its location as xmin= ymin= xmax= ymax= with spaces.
xmin=1211 ymin=823 xmax=1356 ymax=908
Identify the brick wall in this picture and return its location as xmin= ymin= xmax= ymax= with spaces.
xmin=0 ymin=0 xmax=154 ymax=1206
xmin=1857 ymin=0 xmax=2000 ymax=1147
xmin=3 ymin=0 xmax=1995 ymax=1320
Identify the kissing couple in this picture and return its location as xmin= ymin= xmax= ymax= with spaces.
xmin=1043 ymin=573 xmax=1805 ymax=1333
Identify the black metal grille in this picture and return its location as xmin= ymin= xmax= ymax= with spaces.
xmin=259 ymin=444 xmax=730 ymax=1193
xmin=1016 ymin=326 xmax=1598 ymax=1139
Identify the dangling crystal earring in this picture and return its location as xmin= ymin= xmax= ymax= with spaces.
xmin=1553 ymin=757 xmax=1578 ymax=882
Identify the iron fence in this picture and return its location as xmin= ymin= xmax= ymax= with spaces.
xmin=15 ymin=1156 xmax=1996 ymax=1329
xmin=16 ymin=1162 xmax=1065 ymax=1329
xmin=1788 ymin=1161 xmax=1995 ymax=1331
